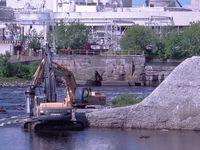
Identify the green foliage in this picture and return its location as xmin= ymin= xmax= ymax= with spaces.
xmin=50 ymin=20 xmax=89 ymax=50
xmin=163 ymin=30 xmax=189 ymax=59
xmin=160 ymin=22 xmax=200 ymax=60
xmin=181 ymin=22 xmax=200 ymax=56
xmin=66 ymin=22 xmax=89 ymax=49
xmin=28 ymin=29 xmax=42 ymax=50
xmin=54 ymin=20 xmax=66 ymax=49
xmin=120 ymin=25 xmax=157 ymax=51
xmin=112 ymin=95 xmax=143 ymax=108
xmin=29 ymin=62 xmax=39 ymax=77
xmin=0 ymin=77 xmax=26 ymax=83
xmin=14 ymin=62 xmax=39 ymax=80
xmin=29 ymin=38 xmax=41 ymax=50
xmin=120 ymin=23 xmax=200 ymax=60
xmin=15 ymin=64 xmax=31 ymax=80
xmin=0 ymin=58 xmax=13 ymax=77
xmin=0 ymin=54 xmax=39 ymax=80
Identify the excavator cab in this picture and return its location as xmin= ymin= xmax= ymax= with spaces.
xmin=33 ymin=95 xmax=72 ymax=121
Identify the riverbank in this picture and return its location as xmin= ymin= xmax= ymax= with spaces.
xmin=0 ymin=77 xmax=30 ymax=87
xmin=0 ymin=79 xmax=152 ymax=87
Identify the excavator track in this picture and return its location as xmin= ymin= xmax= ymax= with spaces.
xmin=23 ymin=120 xmax=84 ymax=132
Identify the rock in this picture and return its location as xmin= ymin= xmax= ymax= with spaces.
xmin=0 ymin=80 xmax=29 ymax=87
xmin=0 ymin=106 xmax=6 ymax=113
xmin=87 ymin=56 xmax=200 ymax=130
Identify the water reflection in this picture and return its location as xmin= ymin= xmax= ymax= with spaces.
xmin=2 ymin=87 xmax=200 ymax=150
xmin=1 ymin=127 xmax=200 ymax=150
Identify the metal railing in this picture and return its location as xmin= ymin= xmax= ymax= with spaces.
xmin=57 ymin=49 xmax=144 ymax=56
xmin=100 ymin=50 xmax=144 ymax=56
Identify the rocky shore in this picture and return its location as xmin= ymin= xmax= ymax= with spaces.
xmin=0 ymin=81 xmax=30 ymax=87
xmin=87 ymin=56 xmax=200 ymax=130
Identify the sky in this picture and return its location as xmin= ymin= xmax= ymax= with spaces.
xmin=133 ymin=0 xmax=191 ymax=6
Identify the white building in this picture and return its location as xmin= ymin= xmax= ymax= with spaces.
xmin=2 ymin=0 xmax=200 ymax=52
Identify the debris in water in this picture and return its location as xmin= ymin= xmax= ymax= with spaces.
xmin=139 ymin=135 xmax=150 ymax=139
xmin=0 ymin=106 xmax=6 ymax=113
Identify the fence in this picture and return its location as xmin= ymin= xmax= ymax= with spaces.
xmin=57 ymin=49 xmax=144 ymax=56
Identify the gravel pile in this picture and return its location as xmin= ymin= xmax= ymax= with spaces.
xmin=87 ymin=56 xmax=200 ymax=130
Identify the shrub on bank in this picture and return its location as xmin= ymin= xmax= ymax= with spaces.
xmin=0 ymin=77 xmax=26 ymax=83
xmin=112 ymin=95 xmax=143 ymax=107
xmin=0 ymin=54 xmax=39 ymax=81
xmin=15 ymin=64 xmax=31 ymax=80
xmin=0 ymin=58 xmax=13 ymax=77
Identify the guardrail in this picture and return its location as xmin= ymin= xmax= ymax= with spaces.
xmin=10 ymin=50 xmax=144 ymax=63
xmin=57 ymin=49 xmax=144 ymax=56
xmin=100 ymin=51 xmax=144 ymax=56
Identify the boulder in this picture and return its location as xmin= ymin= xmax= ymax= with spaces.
xmin=87 ymin=56 xmax=200 ymax=130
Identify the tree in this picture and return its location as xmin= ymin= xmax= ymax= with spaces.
xmin=0 ymin=54 xmax=13 ymax=77
xmin=65 ymin=22 xmax=89 ymax=49
xmin=54 ymin=20 xmax=66 ymax=49
xmin=161 ymin=22 xmax=200 ymax=60
xmin=51 ymin=20 xmax=90 ymax=50
xmin=28 ymin=29 xmax=41 ymax=51
xmin=181 ymin=22 xmax=200 ymax=56
xmin=163 ymin=30 xmax=189 ymax=59
xmin=120 ymin=25 xmax=158 ymax=51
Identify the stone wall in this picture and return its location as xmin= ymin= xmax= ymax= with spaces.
xmin=53 ymin=55 xmax=145 ymax=83
xmin=144 ymin=65 xmax=176 ymax=86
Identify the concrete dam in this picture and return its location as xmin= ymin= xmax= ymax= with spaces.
xmin=53 ymin=54 xmax=173 ymax=86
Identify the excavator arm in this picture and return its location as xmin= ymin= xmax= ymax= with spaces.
xmin=30 ymin=59 xmax=45 ymax=89
xmin=52 ymin=62 xmax=77 ymax=106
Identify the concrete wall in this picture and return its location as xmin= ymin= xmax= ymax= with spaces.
xmin=53 ymin=55 xmax=179 ymax=86
xmin=144 ymin=64 xmax=176 ymax=86
xmin=53 ymin=55 xmax=145 ymax=83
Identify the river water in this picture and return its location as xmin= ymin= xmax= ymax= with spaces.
xmin=0 ymin=86 xmax=200 ymax=150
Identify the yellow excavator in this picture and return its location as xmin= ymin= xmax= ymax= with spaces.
xmin=23 ymin=45 xmax=106 ymax=132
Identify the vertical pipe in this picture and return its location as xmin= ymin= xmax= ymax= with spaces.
xmin=25 ymin=87 xmax=35 ymax=116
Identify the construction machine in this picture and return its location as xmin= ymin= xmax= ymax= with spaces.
xmin=23 ymin=45 xmax=106 ymax=132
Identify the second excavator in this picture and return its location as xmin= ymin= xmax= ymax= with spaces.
xmin=23 ymin=45 xmax=106 ymax=132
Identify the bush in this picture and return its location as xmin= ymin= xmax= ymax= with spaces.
xmin=112 ymin=95 xmax=143 ymax=108
xmin=0 ymin=54 xmax=39 ymax=80
xmin=28 ymin=62 xmax=39 ymax=77
xmin=15 ymin=64 xmax=31 ymax=80
xmin=14 ymin=62 xmax=39 ymax=80
xmin=0 ymin=57 xmax=13 ymax=77
xmin=0 ymin=77 xmax=26 ymax=83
